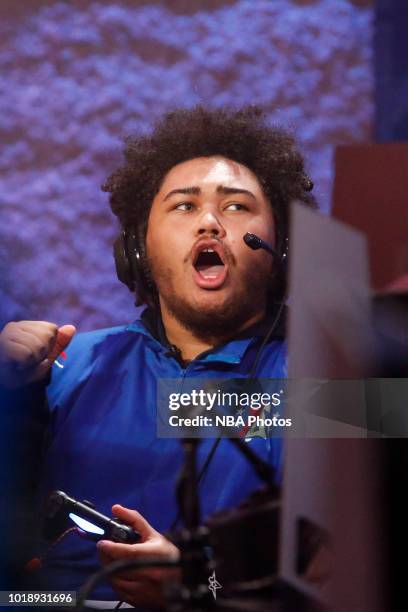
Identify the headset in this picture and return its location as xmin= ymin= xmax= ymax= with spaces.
xmin=112 ymin=177 xmax=313 ymax=531
xmin=113 ymin=225 xmax=156 ymax=307
xmin=112 ymin=175 xmax=313 ymax=305
xmin=113 ymin=220 xmax=290 ymax=307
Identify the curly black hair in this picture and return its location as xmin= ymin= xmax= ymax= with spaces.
xmin=103 ymin=105 xmax=317 ymax=306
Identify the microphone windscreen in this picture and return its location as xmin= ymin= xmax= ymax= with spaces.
xmin=243 ymin=233 xmax=262 ymax=250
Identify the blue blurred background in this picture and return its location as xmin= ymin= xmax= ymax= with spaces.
xmin=0 ymin=0 xmax=374 ymax=330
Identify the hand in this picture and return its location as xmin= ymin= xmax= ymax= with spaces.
xmin=97 ymin=504 xmax=181 ymax=610
xmin=0 ymin=321 xmax=76 ymax=389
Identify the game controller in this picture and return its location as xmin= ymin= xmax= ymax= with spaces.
xmin=44 ymin=490 xmax=141 ymax=544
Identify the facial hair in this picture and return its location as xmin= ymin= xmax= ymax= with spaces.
xmin=148 ymin=252 xmax=272 ymax=343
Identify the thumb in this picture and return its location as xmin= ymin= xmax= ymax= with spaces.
xmin=112 ymin=504 xmax=155 ymax=541
xmin=48 ymin=324 xmax=76 ymax=363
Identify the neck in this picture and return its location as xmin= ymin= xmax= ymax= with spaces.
xmin=160 ymin=302 xmax=266 ymax=363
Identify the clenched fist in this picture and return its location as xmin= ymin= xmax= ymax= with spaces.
xmin=0 ymin=321 xmax=76 ymax=389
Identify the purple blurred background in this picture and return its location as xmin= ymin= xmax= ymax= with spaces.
xmin=0 ymin=0 xmax=373 ymax=330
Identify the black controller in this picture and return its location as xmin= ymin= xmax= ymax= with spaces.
xmin=44 ymin=490 xmax=141 ymax=544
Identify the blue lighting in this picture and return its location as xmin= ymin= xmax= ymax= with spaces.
xmin=0 ymin=1 xmax=374 ymax=329
xmin=69 ymin=512 xmax=105 ymax=535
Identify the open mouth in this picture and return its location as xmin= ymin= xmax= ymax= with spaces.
xmin=195 ymin=249 xmax=224 ymax=277
xmin=192 ymin=243 xmax=228 ymax=289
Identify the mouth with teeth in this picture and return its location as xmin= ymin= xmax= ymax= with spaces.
xmin=192 ymin=243 xmax=228 ymax=289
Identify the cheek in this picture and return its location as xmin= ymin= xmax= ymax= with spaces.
xmin=146 ymin=225 xmax=185 ymax=275
xmin=238 ymin=247 xmax=272 ymax=279
xmin=146 ymin=229 xmax=159 ymax=262
xmin=146 ymin=218 xmax=168 ymax=264
xmin=245 ymin=216 xmax=276 ymax=246
xmin=227 ymin=216 xmax=275 ymax=259
xmin=228 ymin=229 xmax=274 ymax=278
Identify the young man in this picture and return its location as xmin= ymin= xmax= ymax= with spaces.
xmin=0 ymin=106 xmax=315 ymax=608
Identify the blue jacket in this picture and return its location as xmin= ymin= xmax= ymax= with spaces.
xmin=29 ymin=312 xmax=287 ymax=599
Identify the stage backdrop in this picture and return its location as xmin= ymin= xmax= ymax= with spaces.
xmin=0 ymin=0 xmax=373 ymax=330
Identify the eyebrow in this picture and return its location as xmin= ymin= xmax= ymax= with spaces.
xmin=218 ymin=186 xmax=256 ymax=199
xmin=163 ymin=185 xmax=256 ymax=201
xmin=163 ymin=187 xmax=200 ymax=201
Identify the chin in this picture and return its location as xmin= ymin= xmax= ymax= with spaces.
xmin=190 ymin=290 xmax=233 ymax=313
xmin=182 ymin=292 xmax=255 ymax=337
xmin=161 ymin=281 xmax=260 ymax=339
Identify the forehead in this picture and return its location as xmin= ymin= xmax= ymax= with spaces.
xmin=157 ymin=156 xmax=265 ymax=195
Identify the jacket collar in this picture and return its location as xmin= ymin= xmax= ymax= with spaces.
xmin=127 ymin=306 xmax=286 ymax=365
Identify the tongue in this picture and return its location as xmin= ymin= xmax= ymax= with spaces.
xmin=196 ymin=264 xmax=224 ymax=279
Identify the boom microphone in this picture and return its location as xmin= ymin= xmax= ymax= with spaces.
xmin=243 ymin=232 xmax=282 ymax=261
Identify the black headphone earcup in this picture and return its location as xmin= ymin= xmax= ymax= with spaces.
xmin=113 ymin=232 xmax=134 ymax=291
xmin=136 ymin=228 xmax=154 ymax=290
xmin=113 ymin=228 xmax=155 ymax=306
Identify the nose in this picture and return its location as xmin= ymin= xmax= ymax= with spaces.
xmin=196 ymin=211 xmax=226 ymax=239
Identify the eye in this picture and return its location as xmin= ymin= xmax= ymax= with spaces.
xmin=174 ymin=202 xmax=194 ymax=211
xmin=224 ymin=202 xmax=248 ymax=211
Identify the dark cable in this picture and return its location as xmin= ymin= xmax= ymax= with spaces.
xmin=198 ymin=302 xmax=284 ymax=478
xmin=191 ymin=232 xmax=287 ymax=492
xmin=246 ymin=301 xmax=285 ymax=380
xmin=169 ymin=299 xmax=284 ymax=532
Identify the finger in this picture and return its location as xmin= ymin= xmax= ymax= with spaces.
xmin=98 ymin=548 xmax=155 ymax=582
xmin=111 ymin=504 xmax=156 ymax=541
xmin=18 ymin=324 xmax=58 ymax=352
xmin=109 ymin=576 xmax=160 ymax=608
xmin=97 ymin=538 xmax=178 ymax=563
xmin=26 ymin=358 xmax=53 ymax=384
xmin=16 ymin=320 xmax=58 ymax=329
xmin=98 ymin=552 xmax=113 ymax=569
xmin=105 ymin=564 xmax=165 ymax=582
xmin=110 ymin=576 xmax=144 ymax=591
xmin=7 ymin=330 xmax=53 ymax=366
xmin=18 ymin=321 xmax=58 ymax=335
xmin=109 ymin=583 xmax=141 ymax=608
xmin=2 ymin=339 xmax=37 ymax=369
xmin=96 ymin=540 xmax=147 ymax=560
xmin=97 ymin=537 xmax=170 ymax=560
xmin=47 ymin=325 xmax=76 ymax=363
